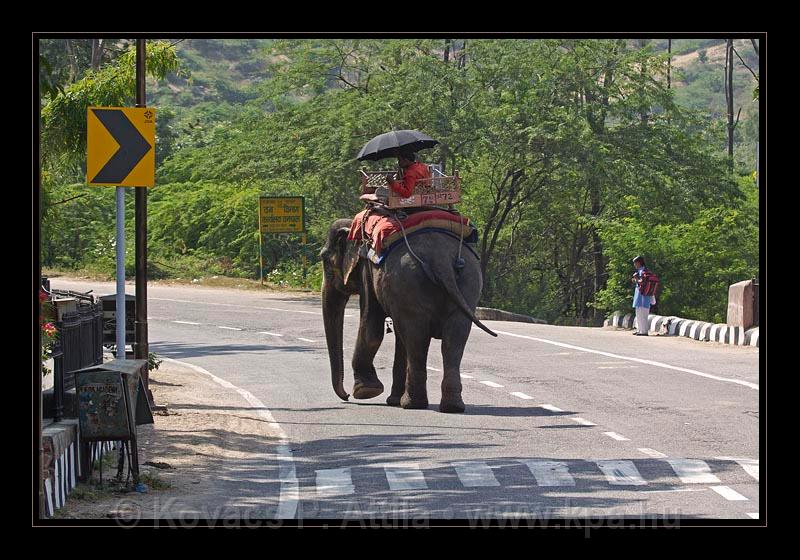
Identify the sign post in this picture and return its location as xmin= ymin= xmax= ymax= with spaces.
xmin=258 ymin=196 xmax=306 ymax=283
xmin=87 ymin=106 xmax=155 ymax=358
xmin=134 ymin=39 xmax=151 ymax=400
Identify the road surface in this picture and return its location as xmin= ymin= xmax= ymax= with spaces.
xmin=51 ymin=278 xmax=761 ymax=522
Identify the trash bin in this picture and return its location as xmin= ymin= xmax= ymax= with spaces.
xmin=100 ymin=294 xmax=136 ymax=346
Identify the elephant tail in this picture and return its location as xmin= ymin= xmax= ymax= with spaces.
xmin=431 ymin=258 xmax=498 ymax=338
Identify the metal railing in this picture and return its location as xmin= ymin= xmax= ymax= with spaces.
xmin=50 ymin=300 xmax=104 ymax=423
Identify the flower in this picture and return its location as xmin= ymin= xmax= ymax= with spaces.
xmin=43 ymin=323 xmax=57 ymax=337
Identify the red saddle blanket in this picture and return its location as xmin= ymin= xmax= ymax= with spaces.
xmin=348 ymin=209 xmax=471 ymax=255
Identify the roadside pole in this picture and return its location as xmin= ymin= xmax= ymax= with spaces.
xmin=116 ymin=186 xmax=126 ymax=359
xmin=258 ymin=207 xmax=264 ymax=285
xmin=134 ymin=39 xmax=152 ymax=403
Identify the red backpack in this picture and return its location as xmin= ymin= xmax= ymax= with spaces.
xmin=639 ymin=270 xmax=660 ymax=296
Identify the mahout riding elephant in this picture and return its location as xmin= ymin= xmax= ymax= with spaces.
xmin=320 ymin=218 xmax=496 ymax=413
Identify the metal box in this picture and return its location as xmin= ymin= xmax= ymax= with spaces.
xmin=100 ymin=294 xmax=136 ymax=345
xmin=74 ymin=359 xmax=153 ymax=442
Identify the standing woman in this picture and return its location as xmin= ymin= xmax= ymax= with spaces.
xmin=631 ymin=256 xmax=656 ymax=336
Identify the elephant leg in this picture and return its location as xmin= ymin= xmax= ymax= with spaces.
xmin=386 ymin=335 xmax=407 ymax=407
xmin=351 ymin=299 xmax=385 ymax=400
xmin=396 ymin=324 xmax=430 ymax=410
xmin=439 ymin=317 xmax=470 ymax=413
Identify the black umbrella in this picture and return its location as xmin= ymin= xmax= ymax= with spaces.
xmin=356 ymin=129 xmax=439 ymax=161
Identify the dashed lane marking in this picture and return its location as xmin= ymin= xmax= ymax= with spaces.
xmin=172 ymin=320 xmax=201 ymax=325
xmin=638 ymin=448 xmax=668 ymax=458
xmin=603 ymin=432 xmax=630 ymax=441
xmin=259 ymin=331 xmax=284 ymax=337
xmin=510 ymin=392 xmax=534 ymax=400
xmin=480 ymin=381 xmax=504 ymax=388
xmin=571 ymin=417 xmax=596 ymax=426
xmin=540 ymin=404 xmax=564 ymax=413
xmin=297 ymin=337 xmax=316 ymax=343
xmin=711 ymin=485 xmax=749 ymax=501
xmin=218 ymin=326 xmax=242 ymax=331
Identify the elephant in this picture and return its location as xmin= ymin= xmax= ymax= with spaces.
xmin=320 ymin=217 xmax=497 ymax=413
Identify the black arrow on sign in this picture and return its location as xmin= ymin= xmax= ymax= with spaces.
xmin=90 ymin=109 xmax=152 ymax=184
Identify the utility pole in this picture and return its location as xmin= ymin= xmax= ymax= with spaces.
xmin=134 ymin=39 xmax=152 ymax=404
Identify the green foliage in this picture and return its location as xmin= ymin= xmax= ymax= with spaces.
xmin=41 ymin=41 xmax=182 ymax=169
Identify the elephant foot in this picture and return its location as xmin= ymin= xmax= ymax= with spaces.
xmin=400 ymin=393 xmax=429 ymax=410
xmin=386 ymin=393 xmax=402 ymax=407
xmin=352 ymin=380 xmax=384 ymax=400
xmin=439 ymin=395 xmax=465 ymax=414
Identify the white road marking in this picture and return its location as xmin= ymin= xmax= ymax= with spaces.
xmin=571 ymin=417 xmax=596 ymax=426
xmin=638 ymin=448 xmax=668 ymax=458
xmin=480 ymin=381 xmax=504 ymax=388
xmin=510 ymin=392 xmax=534 ymax=400
xmin=315 ymin=468 xmax=355 ymax=498
xmin=218 ymin=326 xmax=242 ymax=331
xmin=603 ymin=432 xmax=630 ymax=441
xmin=492 ymin=329 xmax=759 ymax=391
xmin=173 ymin=320 xmax=201 ymax=325
xmin=460 ymin=374 xmax=473 ymax=379
xmin=426 ymin=366 xmax=441 ymax=371
xmin=259 ymin=331 xmax=284 ymax=337
xmin=540 ymin=404 xmax=564 ymax=413
xmin=711 ymin=485 xmax=749 ymax=501
xmin=159 ymin=357 xmax=298 ymax=519
xmin=452 ymin=461 xmax=500 ymax=487
xmin=666 ymin=459 xmax=721 ymax=484
xmin=383 ymin=463 xmax=427 ymax=490
xmin=152 ymin=297 xmax=320 ymax=315
xmin=521 ymin=460 xmax=576 ymax=487
xmin=640 ymin=488 xmax=706 ymax=494
xmin=596 ymin=460 xmax=647 ymax=486
xmin=716 ymin=457 xmax=759 ymax=482
xmin=746 ymin=512 xmax=759 ymax=519
xmin=297 ymin=337 xmax=316 ymax=343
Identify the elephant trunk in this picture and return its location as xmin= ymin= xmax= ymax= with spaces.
xmin=322 ymin=275 xmax=350 ymax=401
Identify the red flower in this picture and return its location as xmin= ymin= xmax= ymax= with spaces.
xmin=39 ymin=289 xmax=48 ymax=304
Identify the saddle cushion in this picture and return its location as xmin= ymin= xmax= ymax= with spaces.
xmin=348 ymin=209 xmax=472 ymax=256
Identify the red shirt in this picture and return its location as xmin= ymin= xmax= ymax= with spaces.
xmin=389 ymin=162 xmax=431 ymax=198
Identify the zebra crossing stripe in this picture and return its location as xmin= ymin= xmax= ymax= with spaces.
xmin=383 ymin=463 xmax=427 ymax=490
xmin=596 ymin=460 xmax=648 ymax=486
xmin=315 ymin=468 xmax=355 ymax=498
xmin=666 ymin=459 xmax=721 ymax=484
xmin=522 ymin=460 xmax=576 ymax=487
xmin=452 ymin=461 xmax=500 ymax=487
xmin=716 ymin=457 xmax=759 ymax=482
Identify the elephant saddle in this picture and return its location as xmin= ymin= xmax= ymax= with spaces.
xmin=347 ymin=208 xmax=477 ymax=264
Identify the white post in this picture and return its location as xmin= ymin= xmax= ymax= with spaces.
xmin=116 ymin=186 xmax=126 ymax=360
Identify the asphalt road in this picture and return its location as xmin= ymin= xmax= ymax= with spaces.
xmin=51 ymin=278 xmax=761 ymax=522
